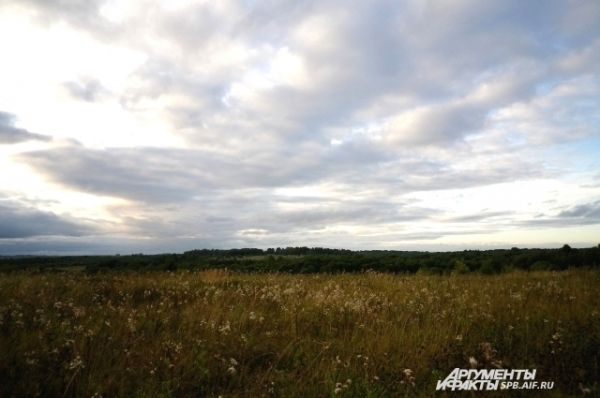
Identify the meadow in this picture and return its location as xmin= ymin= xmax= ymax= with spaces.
xmin=1 ymin=269 xmax=599 ymax=397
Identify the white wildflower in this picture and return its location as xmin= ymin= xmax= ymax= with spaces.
xmin=469 ymin=356 xmax=478 ymax=368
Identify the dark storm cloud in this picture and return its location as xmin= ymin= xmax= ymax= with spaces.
xmin=0 ymin=112 xmax=49 ymax=144
xmin=0 ymin=200 xmax=93 ymax=238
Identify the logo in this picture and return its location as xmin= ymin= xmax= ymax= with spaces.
xmin=436 ymin=368 xmax=555 ymax=391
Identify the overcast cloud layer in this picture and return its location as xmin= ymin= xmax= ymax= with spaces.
xmin=0 ymin=0 xmax=599 ymax=254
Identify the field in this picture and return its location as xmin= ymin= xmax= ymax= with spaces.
xmin=1 ymin=269 xmax=599 ymax=397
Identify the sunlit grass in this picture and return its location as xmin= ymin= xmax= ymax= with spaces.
xmin=1 ymin=269 xmax=598 ymax=397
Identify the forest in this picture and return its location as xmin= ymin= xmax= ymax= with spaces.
xmin=1 ymin=244 xmax=599 ymax=274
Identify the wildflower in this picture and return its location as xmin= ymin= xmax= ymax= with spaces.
xmin=403 ymin=369 xmax=416 ymax=386
xmin=227 ymin=366 xmax=237 ymax=375
xmin=219 ymin=321 xmax=231 ymax=334
xmin=579 ymin=384 xmax=591 ymax=395
xmin=334 ymin=382 xmax=343 ymax=394
xmin=469 ymin=356 xmax=478 ymax=368
xmin=67 ymin=355 xmax=85 ymax=370
xmin=73 ymin=307 xmax=86 ymax=318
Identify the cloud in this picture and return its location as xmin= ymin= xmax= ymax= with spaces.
xmin=0 ymin=200 xmax=94 ymax=238
xmin=445 ymin=211 xmax=514 ymax=223
xmin=522 ymin=201 xmax=600 ymax=228
xmin=0 ymin=111 xmax=50 ymax=144
xmin=63 ymin=78 xmax=109 ymax=102
xmin=384 ymin=103 xmax=482 ymax=145
xmin=12 ymin=0 xmax=109 ymax=35
xmin=11 ymin=0 xmax=597 ymax=148
xmin=19 ymin=146 xmax=208 ymax=203
xmin=1 ymin=1 xmax=599 ymax=252
xmin=18 ymin=138 xmax=548 ymax=207
xmin=558 ymin=201 xmax=600 ymax=221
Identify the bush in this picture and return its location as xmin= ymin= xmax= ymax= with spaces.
xmin=531 ymin=260 xmax=556 ymax=271
xmin=451 ymin=260 xmax=469 ymax=275
xmin=478 ymin=261 xmax=496 ymax=275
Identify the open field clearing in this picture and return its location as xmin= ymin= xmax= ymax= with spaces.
xmin=1 ymin=269 xmax=599 ymax=397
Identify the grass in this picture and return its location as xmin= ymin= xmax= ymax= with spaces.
xmin=1 ymin=269 xmax=599 ymax=397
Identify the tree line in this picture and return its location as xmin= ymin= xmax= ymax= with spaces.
xmin=1 ymin=244 xmax=599 ymax=274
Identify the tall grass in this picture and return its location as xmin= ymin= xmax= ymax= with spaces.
xmin=1 ymin=269 xmax=598 ymax=397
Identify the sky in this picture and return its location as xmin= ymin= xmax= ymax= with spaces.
xmin=0 ymin=0 xmax=599 ymax=255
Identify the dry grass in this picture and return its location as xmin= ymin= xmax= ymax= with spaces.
xmin=1 ymin=269 xmax=599 ymax=397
